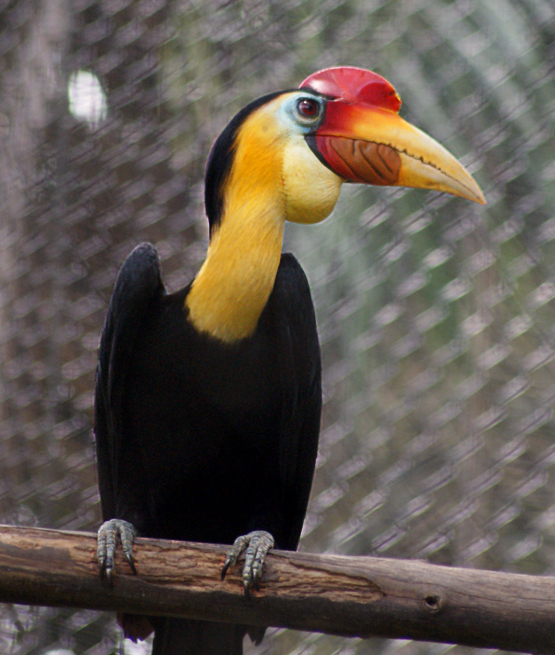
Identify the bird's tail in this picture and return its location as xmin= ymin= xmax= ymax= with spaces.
xmin=150 ymin=617 xmax=246 ymax=655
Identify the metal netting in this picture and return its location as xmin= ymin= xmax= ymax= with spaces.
xmin=1 ymin=0 xmax=554 ymax=652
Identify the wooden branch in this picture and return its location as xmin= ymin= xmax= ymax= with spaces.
xmin=0 ymin=525 xmax=553 ymax=653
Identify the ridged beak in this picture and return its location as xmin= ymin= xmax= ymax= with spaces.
xmin=302 ymin=67 xmax=486 ymax=205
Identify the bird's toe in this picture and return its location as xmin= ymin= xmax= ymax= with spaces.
xmin=97 ymin=518 xmax=137 ymax=583
xmin=221 ymin=530 xmax=274 ymax=597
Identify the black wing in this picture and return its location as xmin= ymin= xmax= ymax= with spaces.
xmin=94 ymin=243 xmax=165 ymax=521
xmin=271 ymin=253 xmax=322 ymax=550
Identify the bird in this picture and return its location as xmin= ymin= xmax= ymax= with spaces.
xmin=94 ymin=66 xmax=485 ymax=654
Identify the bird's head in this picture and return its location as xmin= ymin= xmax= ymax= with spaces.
xmin=205 ymin=66 xmax=485 ymax=233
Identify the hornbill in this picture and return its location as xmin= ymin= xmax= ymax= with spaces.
xmin=94 ymin=66 xmax=485 ymax=654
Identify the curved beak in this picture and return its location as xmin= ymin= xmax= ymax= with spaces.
xmin=311 ymin=101 xmax=485 ymax=205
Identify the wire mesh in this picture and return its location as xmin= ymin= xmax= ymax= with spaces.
xmin=0 ymin=0 xmax=554 ymax=652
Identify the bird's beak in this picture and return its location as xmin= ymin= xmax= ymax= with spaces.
xmin=303 ymin=67 xmax=486 ymax=205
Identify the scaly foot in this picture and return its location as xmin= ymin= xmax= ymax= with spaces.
xmin=221 ymin=530 xmax=274 ymax=597
xmin=97 ymin=518 xmax=137 ymax=584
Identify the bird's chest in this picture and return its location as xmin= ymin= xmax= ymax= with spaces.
xmin=128 ymin=306 xmax=285 ymax=434
xmin=189 ymin=335 xmax=281 ymax=418
xmin=122 ymin=311 xmax=286 ymax=503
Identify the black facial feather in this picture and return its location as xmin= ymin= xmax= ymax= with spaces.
xmin=304 ymin=135 xmax=334 ymax=173
xmin=204 ymin=89 xmax=297 ymax=235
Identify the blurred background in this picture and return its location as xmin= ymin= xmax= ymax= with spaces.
xmin=1 ymin=0 xmax=554 ymax=653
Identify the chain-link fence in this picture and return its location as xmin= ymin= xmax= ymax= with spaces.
xmin=1 ymin=0 xmax=554 ymax=653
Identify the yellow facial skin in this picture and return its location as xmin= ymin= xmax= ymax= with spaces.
xmin=281 ymin=133 xmax=342 ymax=224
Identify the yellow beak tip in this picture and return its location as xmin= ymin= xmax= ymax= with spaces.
xmin=465 ymin=183 xmax=487 ymax=206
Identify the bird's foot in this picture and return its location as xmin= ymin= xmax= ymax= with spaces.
xmin=221 ymin=530 xmax=274 ymax=597
xmin=97 ymin=518 xmax=137 ymax=584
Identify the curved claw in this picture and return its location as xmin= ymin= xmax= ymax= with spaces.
xmin=97 ymin=518 xmax=137 ymax=584
xmin=221 ymin=530 xmax=274 ymax=597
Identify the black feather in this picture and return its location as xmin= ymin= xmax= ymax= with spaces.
xmin=204 ymin=90 xmax=291 ymax=233
xmin=95 ymin=247 xmax=321 ymax=654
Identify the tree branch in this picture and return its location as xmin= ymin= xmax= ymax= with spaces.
xmin=0 ymin=524 xmax=553 ymax=653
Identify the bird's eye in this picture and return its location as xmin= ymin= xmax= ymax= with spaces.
xmin=296 ymin=98 xmax=320 ymax=119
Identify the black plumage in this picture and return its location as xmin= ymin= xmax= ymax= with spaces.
xmin=95 ymin=242 xmax=321 ymax=652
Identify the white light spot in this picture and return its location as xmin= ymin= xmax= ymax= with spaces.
xmin=124 ymin=639 xmax=154 ymax=654
xmin=68 ymin=70 xmax=108 ymax=128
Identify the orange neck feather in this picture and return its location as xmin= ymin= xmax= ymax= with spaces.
xmin=186 ymin=107 xmax=286 ymax=343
